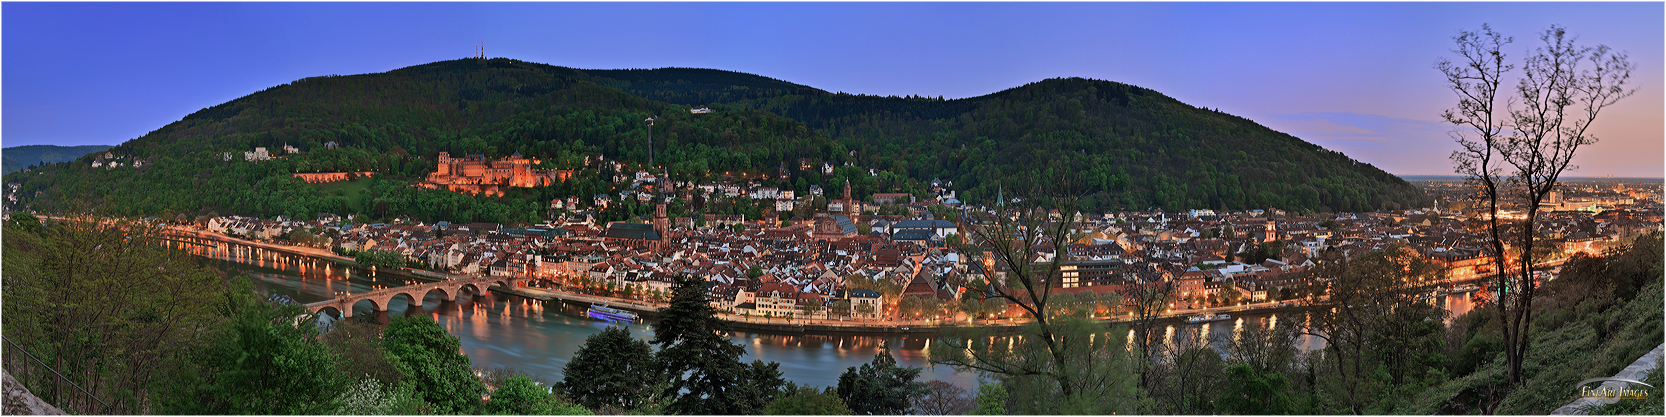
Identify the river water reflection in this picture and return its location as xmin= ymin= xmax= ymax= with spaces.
xmin=197 ymin=243 xmax=1474 ymax=393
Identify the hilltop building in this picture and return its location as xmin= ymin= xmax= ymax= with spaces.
xmin=419 ymin=152 xmax=571 ymax=196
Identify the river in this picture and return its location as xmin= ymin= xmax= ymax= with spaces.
xmin=192 ymin=242 xmax=1475 ymax=393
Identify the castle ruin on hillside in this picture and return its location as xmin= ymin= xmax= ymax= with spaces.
xmin=418 ymin=152 xmax=572 ymax=196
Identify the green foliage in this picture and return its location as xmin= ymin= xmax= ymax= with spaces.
xmin=601 ymin=70 xmax=1427 ymax=212
xmin=652 ymin=274 xmax=785 ymax=414
xmin=333 ymin=378 xmax=432 ymax=415
xmin=969 ymin=381 xmax=1009 ymax=415
xmin=354 ymin=248 xmax=408 ymax=269
xmin=1216 ymin=364 xmax=1295 ymax=415
xmin=765 ymin=383 xmax=854 ymax=415
xmin=562 ymin=325 xmax=658 ymax=410
xmin=933 ymin=318 xmax=1147 ymax=414
xmin=1401 ymin=233 xmax=1664 ymax=414
xmin=8 ymin=59 xmax=1427 ymax=221
xmin=3 ymin=217 xmax=225 ymax=414
xmin=836 ymin=348 xmax=929 ymax=415
xmin=161 ymin=277 xmax=349 ymax=414
xmin=7 ymin=211 xmax=42 ymax=233
xmin=1237 ymin=240 xmax=1285 ymax=264
xmin=490 ymin=374 xmax=592 ymax=415
xmin=381 ymin=314 xmax=485 ymax=414
xmin=1300 ymin=245 xmax=1446 ymax=413
xmin=320 ymin=319 xmax=406 ymax=386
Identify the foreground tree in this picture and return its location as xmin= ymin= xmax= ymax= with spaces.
xmin=1118 ymin=273 xmax=1174 ymax=389
xmin=320 ymin=319 xmax=406 ymax=386
xmin=561 ymin=325 xmax=658 ymax=410
xmin=1216 ymin=364 xmax=1296 ymax=415
xmin=837 ymin=348 xmax=929 ymax=415
xmin=968 ymin=382 xmax=1009 ymax=415
xmin=490 ymin=374 xmax=592 ymax=415
xmin=1147 ymin=327 xmax=1226 ymax=415
xmin=912 ymin=380 xmax=976 ymax=415
xmin=381 ymin=314 xmax=486 ymax=414
xmin=939 ymin=168 xmax=1151 ymax=412
xmin=766 ymin=383 xmax=854 ymax=415
xmin=1437 ymin=23 xmax=1635 ymax=385
xmin=653 ymin=274 xmax=785 ymax=414
xmin=1297 ymin=247 xmax=1447 ymax=413
xmin=949 ymin=170 xmax=1080 ymax=392
xmin=160 ymin=277 xmax=349 ymax=414
xmin=3 ymin=215 xmax=225 ymax=414
xmin=932 ymin=318 xmax=1146 ymax=414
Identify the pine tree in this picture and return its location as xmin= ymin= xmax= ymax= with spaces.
xmin=652 ymin=274 xmax=784 ymax=414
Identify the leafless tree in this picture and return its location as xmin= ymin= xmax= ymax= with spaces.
xmin=1437 ymin=23 xmax=1635 ymax=385
xmin=941 ymin=168 xmax=1083 ymax=395
xmin=911 ymin=380 xmax=975 ymax=415
xmin=1146 ymin=323 xmax=1226 ymax=415
xmin=1117 ymin=270 xmax=1174 ymax=390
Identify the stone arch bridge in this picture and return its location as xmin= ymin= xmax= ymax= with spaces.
xmin=304 ymin=275 xmax=526 ymax=318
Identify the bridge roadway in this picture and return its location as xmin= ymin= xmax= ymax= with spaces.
xmin=304 ymin=274 xmax=528 ymax=318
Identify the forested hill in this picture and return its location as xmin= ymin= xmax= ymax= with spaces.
xmin=587 ymin=68 xmax=1429 ymax=212
xmin=3 ymin=145 xmax=114 ymax=174
xmin=6 ymin=58 xmax=1425 ymax=222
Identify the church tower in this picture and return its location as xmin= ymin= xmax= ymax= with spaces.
xmin=654 ymin=169 xmax=671 ymax=240
xmin=654 ymin=201 xmax=669 ymax=239
xmin=1264 ymin=219 xmax=1277 ymax=243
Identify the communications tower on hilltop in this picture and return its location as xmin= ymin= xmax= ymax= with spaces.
xmin=645 ymin=116 xmax=657 ymax=168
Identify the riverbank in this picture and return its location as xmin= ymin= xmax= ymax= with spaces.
xmin=489 ymin=285 xmax=1321 ymax=336
xmin=177 ymin=228 xmax=1378 ymax=335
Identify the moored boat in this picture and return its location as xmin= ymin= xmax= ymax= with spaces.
xmin=587 ymin=304 xmax=638 ymax=322
xmin=1186 ymin=313 xmax=1230 ymax=324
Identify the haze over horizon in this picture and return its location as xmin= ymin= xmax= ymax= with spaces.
xmin=4 ymin=2 xmax=1661 ymax=178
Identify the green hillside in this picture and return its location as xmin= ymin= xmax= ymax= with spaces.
xmin=2 ymin=145 xmax=114 ymax=174
xmin=3 ymin=58 xmax=1427 ymax=223
xmin=588 ymin=68 xmax=1429 ymax=212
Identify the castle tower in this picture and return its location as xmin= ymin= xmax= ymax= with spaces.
xmin=844 ymin=179 xmax=852 ymax=201
xmin=437 ymin=152 xmax=452 ymax=175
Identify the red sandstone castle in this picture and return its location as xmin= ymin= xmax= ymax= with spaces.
xmin=419 ymin=152 xmax=572 ymax=196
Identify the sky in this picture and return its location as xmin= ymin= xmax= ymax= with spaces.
xmin=4 ymin=2 xmax=1662 ymax=177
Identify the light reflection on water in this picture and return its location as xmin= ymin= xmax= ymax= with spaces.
xmin=192 ymin=242 xmax=1477 ymax=392
xmin=202 ymin=255 xmax=980 ymax=391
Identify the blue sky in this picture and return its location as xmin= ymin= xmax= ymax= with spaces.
xmin=4 ymin=2 xmax=1661 ymax=177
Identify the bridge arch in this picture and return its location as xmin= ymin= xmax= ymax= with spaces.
xmin=314 ymin=305 xmax=344 ymax=320
xmin=421 ymin=286 xmax=457 ymax=303
xmin=351 ymin=298 xmax=383 ymax=315
xmin=389 ymin=291 xmax=423 ymax=309
xmin=460 ymin=283 xmax=490 ymax=297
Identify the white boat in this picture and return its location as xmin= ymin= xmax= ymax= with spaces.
xmin=587 ymin=304 xmax=638 ymax=322
xmin=1186 ymin=313 xmax=1230 ymax=324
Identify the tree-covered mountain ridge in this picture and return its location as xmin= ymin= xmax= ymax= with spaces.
xmin=591 ymin=67 xmax=1429 ymax=212
xmin=8 ymin=58 xmax=1426 ymax=219
xmin=2 ymin=145 xmax=115 ymax=174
